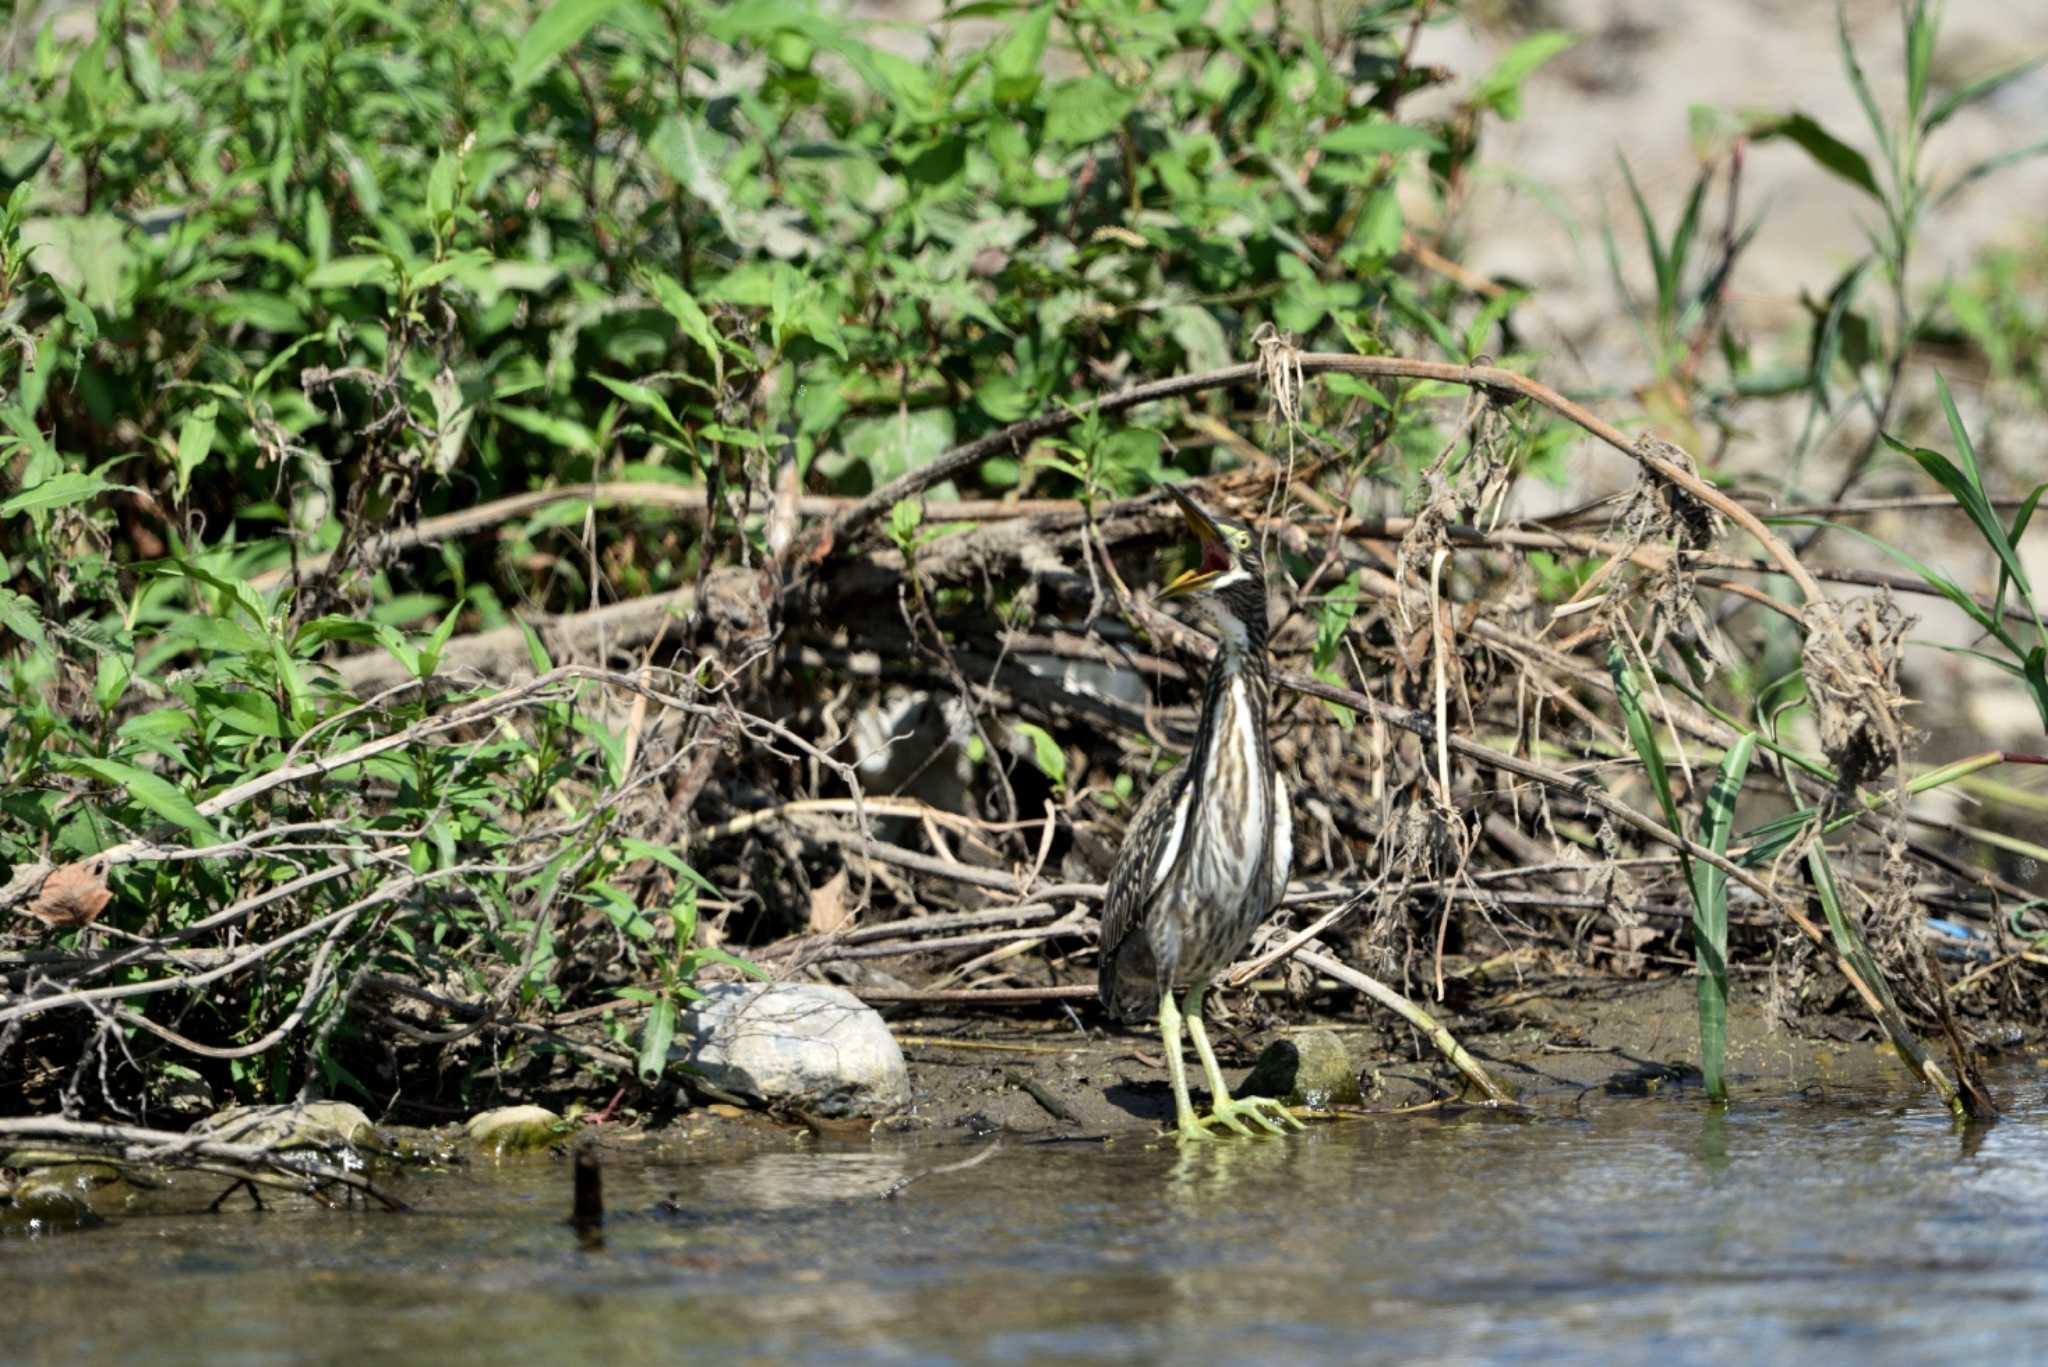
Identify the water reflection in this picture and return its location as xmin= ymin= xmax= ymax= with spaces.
xmin=1698 ymin=1104 xmax=1731 ymax=1172
xmin=8 ymin=1076 xmax=2048 ymax=1363
xmin=710 ymin=1148 xmax=911 ymax=1210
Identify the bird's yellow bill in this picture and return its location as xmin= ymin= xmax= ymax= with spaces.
xmin=1159 ymin=484 xmax=1229 ymax=600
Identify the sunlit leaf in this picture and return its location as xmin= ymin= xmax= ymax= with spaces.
xmin=510 ymin=0 xmax=624 ymax=89
xmin=61 ymin=756 xmax=223 ymax=845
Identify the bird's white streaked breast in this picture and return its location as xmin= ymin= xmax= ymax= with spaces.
xmin=1267 ymin=768 xmax=1293 ymax=904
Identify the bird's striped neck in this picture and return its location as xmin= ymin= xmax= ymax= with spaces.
xmin=1183 ymin=617 xmax=1271 ymax=808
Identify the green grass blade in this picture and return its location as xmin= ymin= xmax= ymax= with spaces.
xmin=1692 ymin=736 xmax=1756 ymax=1101
xmin=1613 ymin=639 xmax=1747 ymax=1097
xmin=1884 ymin=428 xmax=2040 ymax=631
xmin=1933 ymin=371 xmax=1990 ymax=508
xmin=1837 ymin=0 xmax=1894 ymax=166
xmin=1806 ymin=840 xmax=1961 ymax=1118
xmin=1768 ymin=515 xmax=2020 ymax=654
xmin=1607 ymin=640 xmax=1684 ymax=835
xmin=1735 ymin=806 xmax=1818 ymax=867
xmin=1668 ymin=167 xmax=1710 ymax=318
xmin=1807 ymin=256 xmax=1873 ymax=412
xmin=1924 ymin=56 xmax=2044 ymax=133
xmin=1616 ymin=155 xmax=1673 ymax=330
xmin=1994 ymin=483 xmax=2045 ymax=622
xmin=1903 ymin=0 xmax=1935 ymax=129
xmin=1933 ymin=137 xmax=2048 ymax=210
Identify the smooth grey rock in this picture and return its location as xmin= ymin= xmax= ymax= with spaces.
xmin=675 ymin=982 xmax=909 ymax=1118
xmin=1241 ymin=1029 xmax=1363 ymax=1109
xmin=465 ymin=1105 xmax=564 ymax=1156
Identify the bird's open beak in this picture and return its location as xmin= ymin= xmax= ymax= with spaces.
xmin=1158 ymin=484 xmax=1230 ymax=601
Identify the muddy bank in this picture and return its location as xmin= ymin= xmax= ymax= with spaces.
xmin=860 ymin=977 xmax=1958 ymax=1141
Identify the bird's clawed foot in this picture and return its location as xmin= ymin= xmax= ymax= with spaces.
xmin=1174 ymin=1093 xmax=1304 ymax=1141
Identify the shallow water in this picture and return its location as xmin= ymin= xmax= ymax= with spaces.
xmin=9 ymin=1072 xmax=2048 ymax=1365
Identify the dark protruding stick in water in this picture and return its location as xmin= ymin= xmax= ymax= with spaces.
xmin=571 ymin=1137 xmax=604 ymax=1244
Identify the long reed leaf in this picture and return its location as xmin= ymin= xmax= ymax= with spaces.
xmin=1805 ymin=840 xmax=1963 ymax=1119
xmin=1692 ymin=736 xmax=1756 ymax=1100
xmin=1607 ymin=640 xmax=1682 ymax=833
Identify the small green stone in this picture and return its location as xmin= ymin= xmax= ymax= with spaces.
xmin=1241 ymin=1030 xmax=1363 ymax=1109
xmin=464 ymin=1105 xmax=567 ymax=1156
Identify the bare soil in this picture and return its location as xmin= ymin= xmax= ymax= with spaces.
xmin=866 ymin=976 xmax=1932 ymax=1140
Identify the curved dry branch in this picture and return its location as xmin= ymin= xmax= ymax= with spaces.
xmin=797 ymin=352 xmax=1826 ymax=605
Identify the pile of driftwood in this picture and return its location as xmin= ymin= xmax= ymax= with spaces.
xmin=5 ymin=351 xmax=2041 ymax=1123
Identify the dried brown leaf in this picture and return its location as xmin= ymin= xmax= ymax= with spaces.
xmin=808 ymin=868 xmax=853 ymax=935
xmin=24 ymin=859 xmax=112 ymax=929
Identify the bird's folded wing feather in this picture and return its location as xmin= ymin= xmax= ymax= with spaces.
xmin=1098 ymin=766 xmax=1188 ymax=964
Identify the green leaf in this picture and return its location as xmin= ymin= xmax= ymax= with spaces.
xmin=1312 ymin=572 xmax=1362 ymax=671
xmin=426 ymin=148 xmax=459 ymax=221
xmin=198 ymin=686 xmax=283 ymax=739
xmin=518 ymin=616 xmax=554 ymax=674
xmin=889 ymin=498 xmax=924 ymax=547
xmin=1666 ymin=168 xmax=1710 ymax=322
xmin=992 ymin=4 xmax=1052 ymax=105
xmin=1934 ymin=370 xmax=1988 ymax=499
xmin=494 ymin=403 xmax=598 ymax=452
xmin=593 ymin=374 xmax=678 ymax=429
xmin=0 ymin=587 xmax=47 ymax=645
xmin=1013 ymin=721 xmax=1066 ymax=786
xmin=417 ymin=602 xmax=463 ymax=679
xmin=683 ymin=944 xmax=770 ymax=982
xmin=173 ymin=401 xmax=217 ymax=501
xmin=303 ymin=254 xmax=397 ymax=290
xmin=305 ymin=193 xmax=332 ymax=267
xmin=94 ymin=652 xmax=130 ymax=713
xmin=1319 ymin=121 xmax=1445 ymax=157
xmin=510 ymin=0 xmax=624 ymax=89
xmin=1471 ymin=30 xmax=1576 ymax=120
xmin=2 ymin=471 xmax=123 ymax=517
xmin=1357 ymin=185 xmax=1403 ymax=258
xmin=1313 ymin=666 xmax=1356 ymax=730
xmin=410 ymin=250 xmax=493 ymax=290
xmin=643 ymin=271 xmax=725 ymax=389
xmin=61 ymin=756 xmax=223 ymax=846
xmin=1044 ymin=77 xmax=1132 ymax=145
xmin=1751 ymin=113 xmax=1882 ymax=203
xmin=636 ymin=997 xmax=676 ymax=1086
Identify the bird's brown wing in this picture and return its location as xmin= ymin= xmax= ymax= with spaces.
xmin=1096 ymin=765 xmax=1188 ymax=1022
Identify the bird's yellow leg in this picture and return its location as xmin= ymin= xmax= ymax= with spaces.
xmin=1157 ymin=988 xmax=1211 ymax=1142
xmin=1182 ymin=986 xmax=1303 ymax=1137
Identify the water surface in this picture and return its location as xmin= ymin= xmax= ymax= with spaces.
xmin=8 ymin=1072 xmax=2048 ymax=1364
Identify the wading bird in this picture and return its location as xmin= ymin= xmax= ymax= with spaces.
xmin=1098 ymin=485 xmax=1301 ymax=1140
